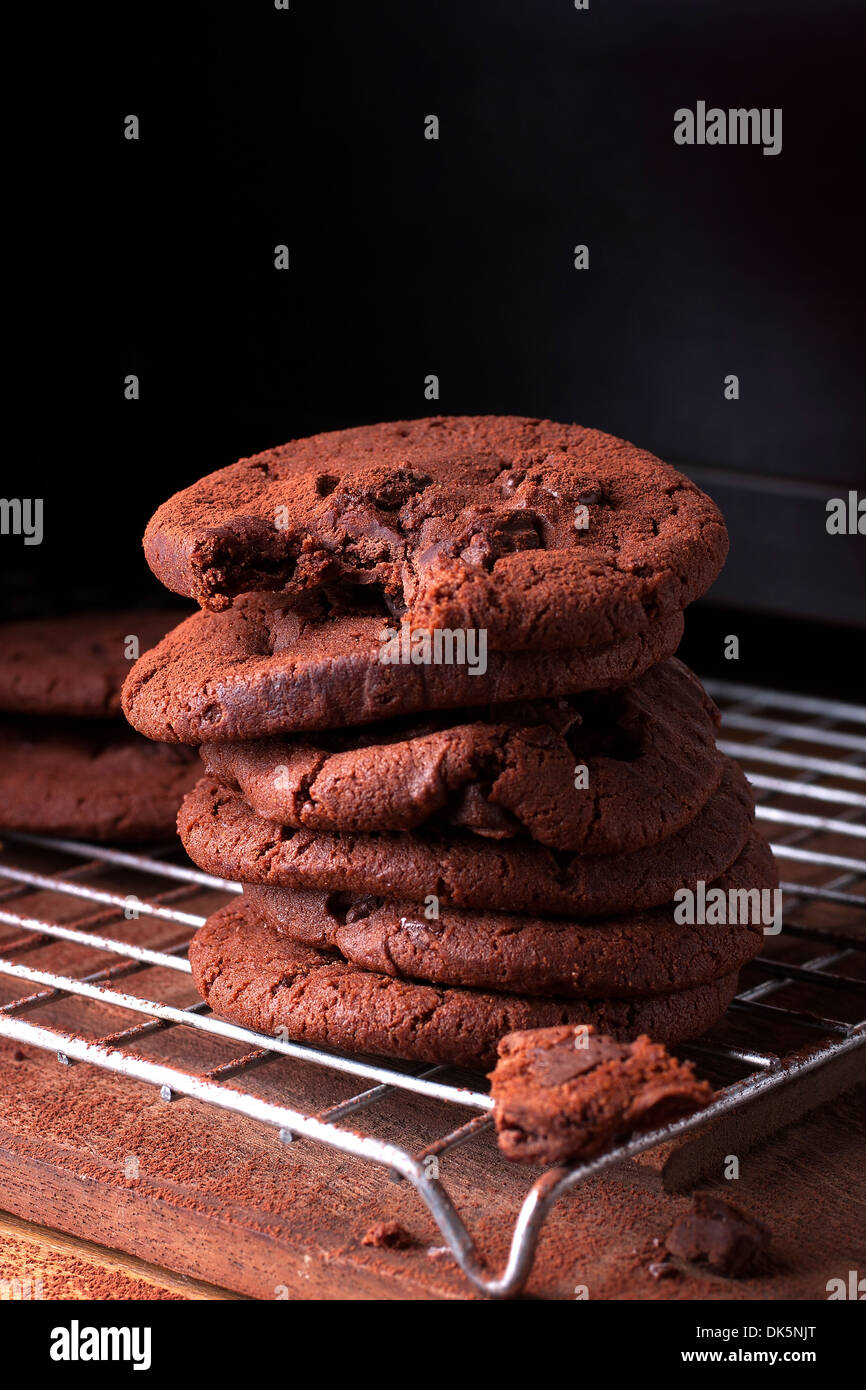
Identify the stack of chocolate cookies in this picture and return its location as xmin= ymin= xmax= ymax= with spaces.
xmin=0 ymin=611 xmax=198 ymax=842
xmin=123 ymin=416 xmax=777 ymax=1070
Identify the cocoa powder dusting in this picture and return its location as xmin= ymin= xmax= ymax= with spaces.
xmin=0 ymin=1230 xmax=183 ymax=1300
xmin=0 ymin=1043 xmax=861 ymax=1300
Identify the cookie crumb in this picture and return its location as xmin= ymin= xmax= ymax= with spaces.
xmin=362 ymin=1220 xmax=414 ymax=1250
xmin=665 ymin=1195 xmax=770 ymax=1277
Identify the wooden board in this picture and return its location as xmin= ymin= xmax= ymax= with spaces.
xmin=0 ymin=1210 xmax=242 ymax=1301
xmin=0 ymin=1036 xmax=864 ymax=1300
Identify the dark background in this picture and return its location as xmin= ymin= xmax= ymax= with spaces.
xmin=7 ymin=0 xmax=865 ymax=690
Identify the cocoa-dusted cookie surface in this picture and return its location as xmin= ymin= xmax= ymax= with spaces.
xmin=188 ymin=896 xmax=741 ymax=1069
xmin=0 ymin=717 xmax=199 ymax=842
xmin=122 ymin=591 xmax=684 ymax=744
xmin=248 ymin=829 xmax=776 ymax=998
xmin=178 ymin=757 xmax=754 ymax=918
xmin=0 ymin=610 xmax=182 ymax=719
xmin=201 ymin=658 xmax=723 ymax=854
xmin=489 ymin=1024 xmax=713 ymax=1164
xmin=143 ymin=416 xmax=727 ymax=653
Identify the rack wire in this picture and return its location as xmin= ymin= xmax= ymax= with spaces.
xmin=0 ymin=677 xmax=864 ymax=1298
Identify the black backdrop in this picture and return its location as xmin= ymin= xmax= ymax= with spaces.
xmin=6 ymin=0 xmax=865 ymax=688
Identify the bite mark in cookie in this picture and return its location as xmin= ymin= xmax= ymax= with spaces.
xmin=143 ymin=415 xmax=728 ymax=652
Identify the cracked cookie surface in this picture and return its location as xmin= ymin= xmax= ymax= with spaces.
xmin=199 ymin=658 xmax=723 ymax=854
xmin=188 ymin=895 xmax=742 ymax=1069
xmin=177 ymin=757 xmax=754 ymax=918
xmin=143 ymin=415 xmax=727 ymax=652
xmin=122 ymin=592 xmax=684 ymax=743
xmin=488 ymin=1024 xmax=713 ymax=1164
xmin=248 ymin=830 xmax=776 ymax=998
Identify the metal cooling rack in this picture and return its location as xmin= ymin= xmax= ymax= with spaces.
xmin=0 ymin=677 xmax=864 ymax=1299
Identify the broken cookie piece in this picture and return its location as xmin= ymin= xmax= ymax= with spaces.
xmin=362 ymin=1220 xmax=415 ymax=1250
xmin=665 ymin=1194 xmax=770 ymax=1276
xmin=489 ymin=1023 xmax=713 ymax=1165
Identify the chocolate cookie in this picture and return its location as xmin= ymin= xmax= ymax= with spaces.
xmin=248 ymin=830 xmax=776 ymax=997
xmin=0 ymin=717 xmax=199 ymax=842
xmin=0 ymin=610 xmax=181 ymax=718
xmin=143 ymin=416 xmax=727 ymax=654
xmin=488 ymin=1025 xmax=713 ymax=1164
xmin=188 ymin=896 xmax=741 ymax=1069
xmin=200 ymin=658 xmax=723 ymax=854
xmin=177 ymin=757 xmax=754 ymax=918
xmin=122 ymin=591 xmax=684 ymax=743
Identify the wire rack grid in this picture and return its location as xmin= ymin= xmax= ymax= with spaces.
xmin=0 ymin=677 xmax=864 ymax=1299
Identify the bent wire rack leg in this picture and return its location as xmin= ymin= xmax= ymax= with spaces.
xmin=1 ymin=1005 xmax=862 ymax=1299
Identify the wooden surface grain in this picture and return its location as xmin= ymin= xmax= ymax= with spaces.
xmin=0 ymin=1210 xmax=240 ymax=1301
xmin=0 ymin=1033 xmax=863 ymax=1300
